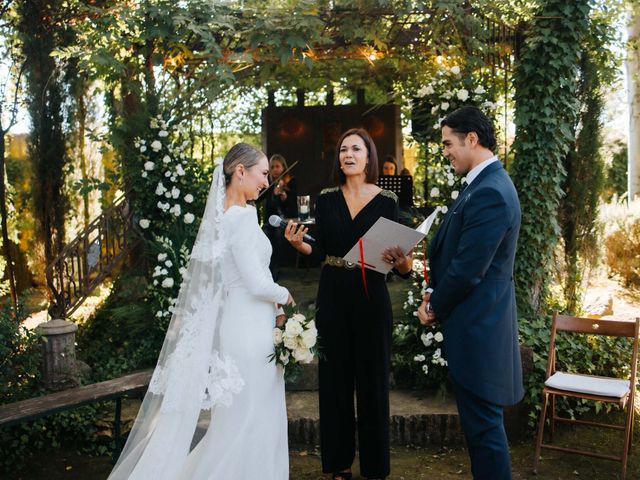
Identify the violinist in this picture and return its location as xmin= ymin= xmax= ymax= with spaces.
xmin=262 ymin=154 xmax=298 ymax=280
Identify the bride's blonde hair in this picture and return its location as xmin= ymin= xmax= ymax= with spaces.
xmin=223 ymin=143 xmax=265 ymax=185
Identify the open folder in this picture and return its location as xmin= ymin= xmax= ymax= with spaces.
xmin=343 ymin=209 xmax=439 ymax=274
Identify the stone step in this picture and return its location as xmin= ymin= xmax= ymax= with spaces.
xmin=286 ymin=390 xmax=463 ymax=448
xmin=192 ymin=390 xmax=464 ymax=450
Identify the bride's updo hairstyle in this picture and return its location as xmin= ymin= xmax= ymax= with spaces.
xmin=223 ymin=143 xmax=265 ymax=186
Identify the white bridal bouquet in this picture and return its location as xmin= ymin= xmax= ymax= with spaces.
xmin=269 ymin=307 xmax=320 ymax=381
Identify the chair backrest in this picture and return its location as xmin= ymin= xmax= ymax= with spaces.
xmin=554 ymin=314 xmax=639 ymax=337
xmin=546 ymin=312 xmax=640 ymax=382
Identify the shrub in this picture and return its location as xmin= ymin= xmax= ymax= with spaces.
xmin=605 ymin=217 xmax=640 ymax=287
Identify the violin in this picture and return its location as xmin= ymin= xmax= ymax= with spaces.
xmin=258 ymin=160 xmax=299 ymax=200
xmin=274 ymin=173 xmax=292 ymax=197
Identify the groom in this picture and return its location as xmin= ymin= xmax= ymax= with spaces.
xmin=418 ymin=106 xmax=523 ymax=480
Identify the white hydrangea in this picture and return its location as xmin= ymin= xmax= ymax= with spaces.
xmin=170 ymin=204 xmax=182 ymax=217
xmin=456 ymin=89 xmax=469 ymax=101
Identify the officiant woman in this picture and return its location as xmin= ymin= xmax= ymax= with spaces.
xmin=285 ymin=128 xmax=412 ymax=480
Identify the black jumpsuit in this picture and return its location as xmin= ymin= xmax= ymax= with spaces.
xmin=310 ymin=187 xmax=404 ymax=478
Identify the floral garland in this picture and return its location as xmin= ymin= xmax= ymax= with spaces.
xmin=391 ymin=253 xmax=449 ymax=390
xmin=133 ymin=116 xmax=210 ymax=325
xmin=414 ymin=64 xmax=498 ymax=209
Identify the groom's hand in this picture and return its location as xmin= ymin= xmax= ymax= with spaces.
xmin=417 ymin=292 xmax=437 ymax=325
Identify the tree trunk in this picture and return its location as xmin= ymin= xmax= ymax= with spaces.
xmin=0 ymin=128 xmax=18 ymax=317
xmin=628 ymin=3 xmax=640 ymax=201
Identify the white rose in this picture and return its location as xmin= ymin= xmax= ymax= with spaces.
xmin=450 ymin=65 xmax=460 ymax=75
xmin=413 ymin=354 xmax=426 ymax=362
xmin=474 ymin=85 xmax=486 ymax=94
xmin=422 ymin=364 xmax=429 ymax=374
xmin=165 ymin=260 xmax=173 ymax=267
xmin=170 ymin=204 xmax=182 ymax=217
xmin=441 ymin=206 xmax=448 ymax=214
xmin=292 ymin=348 xmax=314 ymax=364
xmin=164 ymin=192 xmax=171 ymax=198
xmin=434 ymin=332 xmax=444 ymax=342
xmin=179 ymin=267 xmax=187 ymax=276
xmin=442 ymin=90 xmax=453 ymax=99
xmin=420 ymin=332 xmax=432 ymax=347
xmin=151 ymin=140 xmax=162 ymax=152
xmin=425 ymin=84 xmax=435 ymax=95
xmin=273 ymin=328 xmax=283 ymax=345
xmin=157 ymin=253 xmax=167 ymax=261
xmin=171 ymin=187 xmax=180 ymax=199
xmin=155 ymin=183 xmax=166 ymax=195
xmin=283 ymin=335 xmax=298 ymax=350
xmin=300 ymin=328 xmax=317 ymax=349
xmin=285 ymin=319 xmax=304 ymax=337
xmin=432 ymin=348 xmax=442 ymax=360
xmin=141 ymin=172 xmax=148 ymax=178
xmin=451 ymin=190 xmax=459 ymax=200
xmin=430 ymin=187 xmax=440 ymax=198
xmin=279 ymin=350 xmax=290 ymax=365
xmin=158 ymin=130 xmax=169 ymax=137
xmin=292 ymin=313 xmax=306 ymax=323
xmin=440 ymin=102 xmax=449 ymax=111
xmin=456 ymin=89 xmax=469 ymax=101
xmin=184 ymin=194 xmax=194 ymax=203
xmin=161 ymin=278 xmax=174 ymax=288
xmin=144 ymin=161 xmax=155 ymax=171
xmin=165 ymin=171 xmax=171 ymax=177
xmin=162 ymin=155 xmax=171 ymax=164
xmin=139 ymin=219 xmax=150 ymax=229
xmin=430 ymin=105 xmax=439 ymax=114
xmin=184 ymin=213 xmax=195 ymax=224
xmin=176 ymin=164 xmax=185 ymax=176
xmin=447 ymin=178 xmax=454 ymax=186
xmin=140 ymin=145 xmax=147 ymax=152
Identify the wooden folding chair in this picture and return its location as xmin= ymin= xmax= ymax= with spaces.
xmin=533 ymin=313 xmax=639 ymax=479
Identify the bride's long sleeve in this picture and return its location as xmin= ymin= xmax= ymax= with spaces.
xmin=224 ymin=207 xmax=290 ymax=304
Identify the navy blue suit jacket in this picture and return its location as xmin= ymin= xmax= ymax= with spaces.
xmin=428 ymin=161 xmax=524 ymax=406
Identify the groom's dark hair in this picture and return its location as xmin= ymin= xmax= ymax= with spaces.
xmin=440 ymin=106 xmax=497 ymax=152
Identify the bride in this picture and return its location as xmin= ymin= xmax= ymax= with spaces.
xmin=108 ymin=143 xmax=294 ymax=479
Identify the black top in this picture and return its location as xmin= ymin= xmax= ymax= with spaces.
xmin=310 ymin=187 xmax=408 ymax=278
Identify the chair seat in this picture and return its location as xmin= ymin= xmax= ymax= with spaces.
xmin=545 ymin=372 xmax=630 ymax=398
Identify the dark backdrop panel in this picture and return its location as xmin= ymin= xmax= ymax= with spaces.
xmin=262 ymin=104 xmax=402 ymax=208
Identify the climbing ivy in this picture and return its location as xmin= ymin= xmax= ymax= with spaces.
xmin=510 ymin=0 xmax=591 ymax=318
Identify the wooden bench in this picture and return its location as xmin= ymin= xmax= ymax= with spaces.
xmin=0 ymin=369 xmax=152 ymax=457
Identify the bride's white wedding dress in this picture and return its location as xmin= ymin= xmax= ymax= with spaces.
xmin=108 ymin=166 xmax=290 ymax=480
xmin=182 ymin=205 xmax=290 ymax=479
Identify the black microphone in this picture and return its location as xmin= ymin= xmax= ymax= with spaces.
xmin=268 ymin=215 xmax=316 ymax=242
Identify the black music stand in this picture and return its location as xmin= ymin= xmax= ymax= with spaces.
xmin=377 ymin=175 xmax=413 ymax=209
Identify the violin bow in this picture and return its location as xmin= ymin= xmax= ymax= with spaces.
xmin=257 ymin=160 xmax=299 ymax=200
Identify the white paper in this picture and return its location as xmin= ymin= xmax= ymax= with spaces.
xmin=343 ymin=209 xmax=439 ymax=274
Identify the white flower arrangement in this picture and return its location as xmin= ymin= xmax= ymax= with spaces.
xmin=270 ymin=308 xmax=320 ymax=382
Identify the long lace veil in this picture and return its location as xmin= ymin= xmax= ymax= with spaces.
xmin=108 ymin=165 xmax=244 ymax=480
